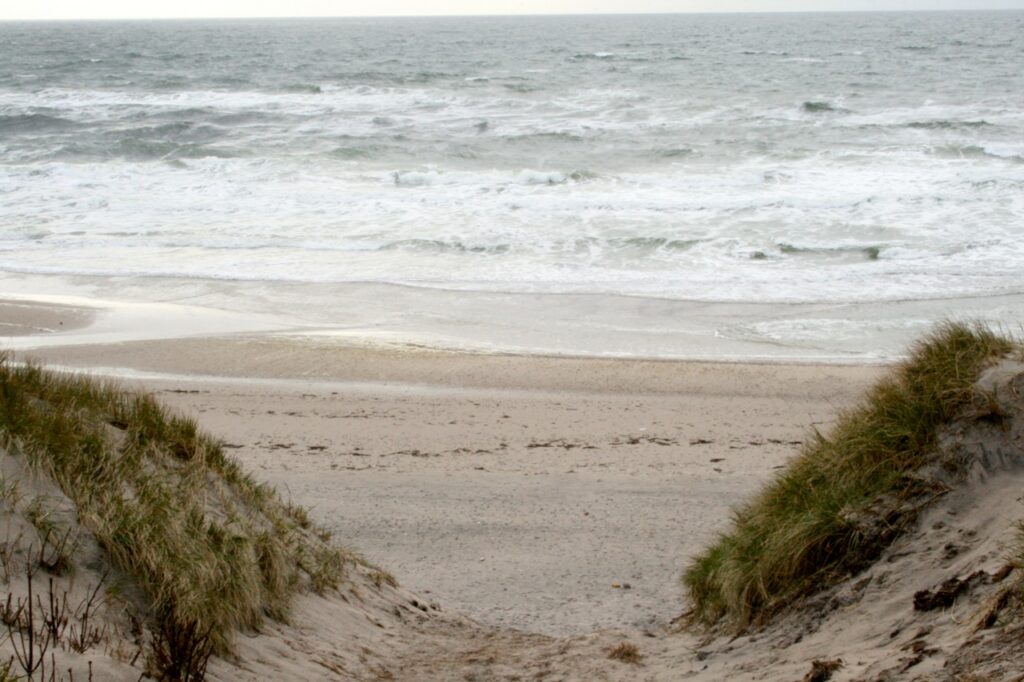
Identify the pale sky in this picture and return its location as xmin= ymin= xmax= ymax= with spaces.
xmin=3 ymin=0 xmax=1024 ymax=21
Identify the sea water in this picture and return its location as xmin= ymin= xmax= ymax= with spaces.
xmin=2 ymin=13 xmax=1023 ymax=360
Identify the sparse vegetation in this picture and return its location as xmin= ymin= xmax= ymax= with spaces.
xmin=0 ymin=355 xmax=374 ymax=678
xmin=0 ymin=544 xmax=104 ymax=680
xmin=684 ymin=322 xmax=1017 ymax=629
xmin=607 ymin=641 xmax=641 ymax=664
xmin=802 ymin=658 xmax=843 ymax=682
xmin=370 ymin=569 xmax=397 ymax=590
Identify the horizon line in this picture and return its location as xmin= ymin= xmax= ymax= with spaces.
xmin=3 ymin=7 xmax=1023 ymax=23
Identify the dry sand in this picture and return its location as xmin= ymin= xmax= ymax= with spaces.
xmin=4 ymin=297 xmax=1024 ymax=681
xmin=13 ymin=321 xmax=882 ymax=637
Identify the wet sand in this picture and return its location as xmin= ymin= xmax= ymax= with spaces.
xmin=0 ymin=298 xmax=94 ymax=337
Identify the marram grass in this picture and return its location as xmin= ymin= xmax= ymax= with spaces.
xmin=0 ymin=357 xmax=379 ymax=654
xmin=683 ymin=322 xmax=1017 ymax=630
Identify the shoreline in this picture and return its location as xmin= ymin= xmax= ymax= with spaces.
xmin=7 ymin=276 xmax=1021 ymax=364
xmin=0 ymin=292 xmax=893 ymax=396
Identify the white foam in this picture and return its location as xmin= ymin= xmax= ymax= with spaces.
xmin=982 ymin=143 xmax=1024 ymax=160
xmin=3 ymin=149 xmax=1024 ymax=305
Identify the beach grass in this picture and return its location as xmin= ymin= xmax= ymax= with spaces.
xmin=0 ymin=355 xmax=376 ymax=666
xmin=683 ymin=322 xmax=1017 ymax=629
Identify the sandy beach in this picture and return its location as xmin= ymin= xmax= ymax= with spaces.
xmin=3 ymin=297 xmax=883 ymax=637
xmin=4 ymin=11 xmax=1023 ymax=677
xmin=6 ymin=296 xmax=1024 ymax=682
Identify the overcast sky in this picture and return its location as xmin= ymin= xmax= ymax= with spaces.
xmin=4 ymin=0 xmax=1024 ymax=21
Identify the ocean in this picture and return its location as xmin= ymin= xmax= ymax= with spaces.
xmin=2 ymin=12 xmax=1023 ymax=360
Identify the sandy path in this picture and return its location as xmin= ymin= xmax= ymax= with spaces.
xmin=154 ymin=382 xmax=825 ymax=635
xmin=13 ymin=332 xmax=881 ymax=636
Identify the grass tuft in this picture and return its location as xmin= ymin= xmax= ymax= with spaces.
xmin=607 ymin=641 xmax=642 ymax=664
xmin=683 ymin=322 xmax=1017 ymax=629
xmin=0 ymin=355 xmax=369 ymax=663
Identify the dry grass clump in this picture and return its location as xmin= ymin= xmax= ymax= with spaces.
xmin=684 ymin=322 xmax=1016 ymax=630
xmin=606 ymin=641 xmax=642 ymax=664
xmin=0 ymin=356 xmax=372 ymax=669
